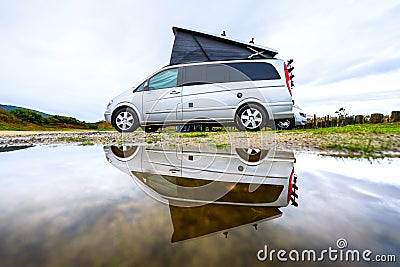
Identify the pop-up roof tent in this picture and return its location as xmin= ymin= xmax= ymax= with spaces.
xmin=169 ymin=27 xmax=278 ymax=66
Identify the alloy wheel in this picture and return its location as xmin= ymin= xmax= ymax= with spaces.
xmin=116 ymin=111 xmax=134 ymax=131
xmin=240 ymin=108 xmax=263 ymax=130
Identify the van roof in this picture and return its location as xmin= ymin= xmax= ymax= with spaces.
xmin=169 ymin=27 xmax=278 ymax=66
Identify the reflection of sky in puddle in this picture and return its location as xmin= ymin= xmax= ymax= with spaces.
xmin=0 ymin=145 xmax=399 ymax=267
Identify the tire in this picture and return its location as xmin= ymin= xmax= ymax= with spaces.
xmin=235 ymin=103 xmax=267 ymax=131
xmin=110 ymin=145 xmax=138 ymax=159
xmin=275 ymin=118 xmax=294 ymax=130
xmin=144 ymin=126 xmax=160 ymax=133
xmin=235 ymin=148 xmax=268 ymax=163
xmin=112 ymin=107 xmax=139 ymax=132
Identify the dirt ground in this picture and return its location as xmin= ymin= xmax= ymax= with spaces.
xmin=1 ymin=130 xmax=399 ymax=158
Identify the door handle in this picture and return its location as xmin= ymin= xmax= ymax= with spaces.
xmin=169 ymin=168 xmax=180 ymax=173
xmin=170 ymin=90 xmax=180 ymax=95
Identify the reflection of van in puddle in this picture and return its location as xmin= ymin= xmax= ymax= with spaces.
xmin=104 ymin=145 xmax=298 ymax=207
xmin=169 ymin=204 xmax=282 ymax=242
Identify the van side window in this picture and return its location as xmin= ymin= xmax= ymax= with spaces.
xmin=182 ymin=62 xmax=280 ymax=86
xmin=183 ymin=65 xmax=206 ymax=86
xmin=205 ymin=65 xmax=226 ymax=83
xmin=226 ymin=62 xmax=281 ymax=81
xmin=149 ymin=68 xmax=178 ymax=90
xmin=183 ymin=64 xmax=226 ymax=85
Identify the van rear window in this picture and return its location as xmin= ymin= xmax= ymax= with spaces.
xmin=182 ymin=62 xmax=280 ymax=86
xmin=226 ymin=62 xmax=280 ymax=81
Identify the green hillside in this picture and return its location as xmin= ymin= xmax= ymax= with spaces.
xmin=0 ymin=104 xmax=51 ymax=118
xmin=0 ymin=106 xmax=113 ymax=131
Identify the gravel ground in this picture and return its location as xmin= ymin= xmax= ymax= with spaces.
xmin=1 ymin=130 xmax=399 ymax=157
xmin=0 ymin=131 xmax=129 ymax=146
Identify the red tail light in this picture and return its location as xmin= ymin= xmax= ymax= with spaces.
xmin=287 ymin=168 xmax=294 ymax=203
xmin=284 ymin=63 xmax=292 ymax=96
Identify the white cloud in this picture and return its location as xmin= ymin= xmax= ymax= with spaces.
xmin=294 ymin=69 xmax=400 ymax=117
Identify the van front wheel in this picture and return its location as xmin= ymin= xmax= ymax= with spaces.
xmin=112 ymin=107 xmax=139 ymax=132
xmin=235 ymin=104 xmax=267 ymax=131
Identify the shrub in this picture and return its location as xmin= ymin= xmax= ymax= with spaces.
xmin=10 ymin=109 xmax=44 ymax=125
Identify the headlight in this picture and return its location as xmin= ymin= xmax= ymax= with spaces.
xmin=107 ymin=100 xmax=113 ymax=107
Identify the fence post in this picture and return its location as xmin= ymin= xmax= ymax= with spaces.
xmin=391 ymin=111 xmax=400 ymax=122
xmin=370 ymin=113 xmax=384 ymax=124
xmin=313 ymin=114 xmax=317 ymax=128
xmin=355 ymin=115 xmax=364 ymax=124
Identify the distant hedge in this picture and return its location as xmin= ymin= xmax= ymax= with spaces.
xmin=10 ymin=109 xmax=44 ymax=125
xmin=8 ymin=109 xmax=98 ymax=129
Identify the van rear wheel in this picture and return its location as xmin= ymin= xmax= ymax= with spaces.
xmin=275 ymin=118 xmax=294 ymax=130
xmin=235 ymin=104 xmax=267 ymax=131
xmin=112 ymin=107 xmax=139 ymax=132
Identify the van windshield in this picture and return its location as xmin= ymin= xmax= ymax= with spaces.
xmin=134 ymin=82 xmax=145 ymax=92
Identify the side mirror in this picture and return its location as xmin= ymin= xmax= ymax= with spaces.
xmin=144 ymin=81 xmax=149 ymax=91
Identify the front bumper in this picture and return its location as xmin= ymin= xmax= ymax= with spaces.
xmin=104 ymin=111 xmax=112 ymax=124
xmin=294 ymin=114 xmax=306 ymax=126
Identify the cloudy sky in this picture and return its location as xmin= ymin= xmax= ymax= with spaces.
xmin=1 ymin=0 xmax=399 ymax=121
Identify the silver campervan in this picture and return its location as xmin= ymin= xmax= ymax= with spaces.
xmin=104 ymin=27 xmax=295 ymax=132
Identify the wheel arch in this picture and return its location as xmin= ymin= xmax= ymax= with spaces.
xmin=235 ymin=99 xmax=272 ymax=121
xmin=112 ymin=102 xmax=142 ymax=123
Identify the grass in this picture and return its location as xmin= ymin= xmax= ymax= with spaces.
xmin=169 ymin=124 xmax=399 ymax=155
xmin=145 ymin=136 xmax=162 ymax=143
xmin=177 ymin=132 xmax=210 ymax=138
xmin=79 ymin=141 xmax=95 ymax=146
xmin=59 ymin=136 xmax=83 ymax=142
xmin=273 ymin=123 xmax=400 ymax=156
xmin=321 ymin=139 xmax=375 ymax=153
xmin=0 ymin=115 xmax=47 ymax=131
xmin=281 ymin=123 xmax=400 ymax=135
xmin=215 ymin=142 xmax=230 ymax=148
xmin=0 ymin=121 xmax=113 ymax=131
